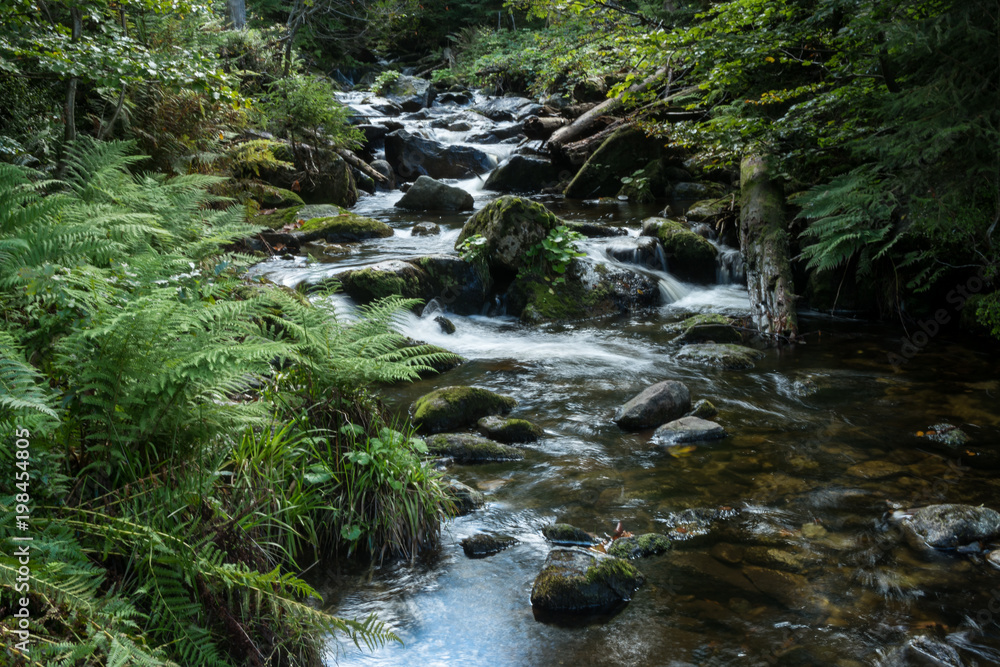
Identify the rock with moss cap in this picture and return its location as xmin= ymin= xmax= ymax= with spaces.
xmin=606 ymin=533 xmax=671 ymax=559
xmin=687 ymin=399 xmax=718 ymax=419
xmin=614 ymin=380 xmax=691 ymax=431
xmin=455 ymin=196 xmax=562 ymax=275
xmin=410 ymin=385 xmax=517 ymax=433
xmin=334 ymin=260 xmax=432 ymax=305
xmin=378 ymin=74 xmax=435 ymax=111
xmin=477 ymin=416 xmax=543 ymax=443
xmin=665 ymin=314 xmax=742 ymax=345
xmin=676 ymin=343 xmax=764 ymax=370
xmin=542 ymin=523 xmax=598 ymax=546
xmin=260 ymin=204 xmax=392 ymax=251
xmin=641 ymin=218 xmax=717 ymax=283
xmin=461 ymin=533 xmax=518 ymax=558
xmin=445 ymin=479 xmax=484 ymax=515
xmin=530 ymin=548 xmax=645 ymax=613
xmin=427 ymin=433 xmax=524 ymax=463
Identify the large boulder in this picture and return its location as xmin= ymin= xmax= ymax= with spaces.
xmin=653 ymin=416 xmax=727 ymax=444
xmin=379 ymin=74 xmax=435 ymax=111
xmin=258 ymin=205 xmax=392 ymax=251
xmin=455 ymin=196 xmax=562 ymax=276
xmin=473 ymin=96 xmax=541 ymax=121
xmin=427 ymin=433 xmax=524 ymax=463
xmin=641 ymin=218 xmax=717 ymax=283
xmin=530 ymin=548 xmax=645 ymax=613
xmin=334 ymin=260 xmax=430 ymax=305
xmin=509 ymin=258 xmax=660 ymax=324
xmin=410 ymin=254 xmax=492 ymax=315
xmin=385 ymin=130 xmax=493 ymax=181
xmin=675 ymin=343 xmax=764 ymax=370
xmin=395 ymin=175 xmax=474 ymax=211
xmin=614 ymin=380 xmax=691 ymax=431
xmin=370 ymin=159 xmax=395 ymax=191
xmin=563 ymin=127 xmax=664 ymax=199
xmin=484 ymin=155 xmax=562 ymax=193
xmin=893 ymin=504 xmax=1000 ymax=550
xmin=410 ymin=386 xmax=517 ymax=433
xmin=263 ymin=152 xmax=359 ymax=207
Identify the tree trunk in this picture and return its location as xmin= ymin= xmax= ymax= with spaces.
xmin=226 ymin=0 xmax=246 ymax=29
xmin=739 ymin=154 xmax=798 ymax=340
xmin=63 ymin=7 xmax=82 ymax=143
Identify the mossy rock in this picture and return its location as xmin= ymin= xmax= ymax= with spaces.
xmin=530 ymin=548 xmax=645 ymax=613
xmin=665 ymin=313 xmax=742 ymax=344
xmin=675 ymin=343 xmax=764 ymax=370
xmin=409 ymin=254 xmax=493 ymax=316
xmin=641 ymin=217 xmax=717 ymax=283
xmin=685 ymin=197 xmax=732 ymax=223
xmin=606 ymin=533 xmax=671 ymax=559
xmin=564 ymin=127 xmax=664 ymax=199
xmin=260 ymin=187 xmax=305 ymax=208
xmin=410 ymin=385 xmax=517 ymax=433
xmin=461 ymin=533 xmax=518 ymax=558
xmin=334 ymin=260 xmax=431 ymax=305
xmin=259 ymin=206 xmax=391 ymax=250
xmin=687 ymin=399 xmax=718 ymax=419
xmin=477 ymin=416 xmax=543 ymax=443
xmin=455 ymin=196 xmax=562 ymax=276
xmin=446 ymin=479 xmax=484 ymax=515
xmin=251 ymin=204 xmax=303 ymax=230
xmin=427 ymin=433 xmax=524 ymax=463
xmin=542 ymin=523 xmax=598 ymax=546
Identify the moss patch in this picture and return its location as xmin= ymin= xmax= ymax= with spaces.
xmin=410 ymin=385 xmax=517 ymax=433
xmin=675 ymin=343 xmax=764 ymax=370
xmin=251 ymin=205 xmax=303 ymax=230
xmin=427 ymin=433 xmax=524 ymax=463
xmin=513 ymin=271 xmax=617 ymax=324
xmin=297 ymin=212 xmax=392 ymax=242
xmin=336 ymin=261 xmax=430 ymax=304
xmin=605 ymin=533 xmax=671 ymax=560
xmin=530 ymin=549 xmax=645 ymax=612
xmin=645 ymin=217 xmax=717 ymax=283
xmin=665 ymin=313 xmax=742 ymax=344
xmin=477 ymin=416 xmax=543 ymax=443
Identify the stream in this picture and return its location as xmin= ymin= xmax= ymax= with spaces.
xmin=250 ymin=91 xmax=1000 ymax=666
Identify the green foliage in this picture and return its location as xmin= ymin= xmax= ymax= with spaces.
xmin=370 ymin=69 xmax=401 ymax=93
xmin=523 ymin=225 xmax=586 ymax=284
xmin=457 ymin=233 xmax=489 ymax=264
xmin=263 ymin=74 xmax=362 ymax=150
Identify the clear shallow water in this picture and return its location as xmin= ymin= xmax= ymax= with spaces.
xmin=253 ymin=98 xmax=1000 ymax=666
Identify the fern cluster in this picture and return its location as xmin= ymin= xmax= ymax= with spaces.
xmin=0 ymin=139 xmax=454 ymax=665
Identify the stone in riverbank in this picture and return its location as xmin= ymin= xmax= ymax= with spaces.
xmin=484 ymin=155 xmax=561 ymax=193
xmin=395 ymin=175 xmax=474 ymax=211
xmin=675 ymin=343 xmax=764 ymax=370
xmin=640 ymin=218 xmax=717 ymax=283
xmin=446 ymin=479 xmax=484 ymax=515
xmin=893 ymin=504 xmax=1000 ymax=550
xmin=410 ymin=386 xmax=517 ymax=433
xmin=542 ymin=523 xmax=598 ymax=546
xmin=385 ymin=129 xmax=493 ymax=181
xmin=427 ymin=433 xmax=524 ymax=463
xmin=653 ymin=416 xmax=727 ymax=444
xmin=461 ymin=533 xmax=518 ymax=558
xmin=606 ymin=533 xmax=671 ymax=560
xmin=614 ymin=380 xmax=691 ymax=431
xmin=477 ymin=416 xmax=543 ymax=443
xmin=530 ymin=548 xmax=645 ymax=613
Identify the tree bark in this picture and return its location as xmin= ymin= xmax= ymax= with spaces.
xmin=524 ymin=116 xmax=570 ymax=140
xmin=739 ymin=154 xmax=798 ymax=340
xmin=63 ymin=7 xmax=82 ymax=143
xmin=226 ymin=0 xmax=246 ymax=29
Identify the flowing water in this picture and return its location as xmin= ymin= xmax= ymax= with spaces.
xmin=251 ymin=94 xmax=1000 ymax=666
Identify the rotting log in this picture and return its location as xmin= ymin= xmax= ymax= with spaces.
xmin=739 ymin=154 xmax=798 ymax=341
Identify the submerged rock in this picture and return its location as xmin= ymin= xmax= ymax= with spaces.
xmin=879 ymin=635 xmax=964 ymax=667
xmin=410 ymin=385 xmax=517 ymax=433
xmin=461 ymin=533 xmax=518 ymax=558
xmin=542 ymin=523 xmax=597 ymax=546
xmin=614 ymin=380 xmax=691 ymax=431
xmin=606 ymin=533 xmax=671 ymax=559
xmin=530 ymin=548 xmax=645 ymax=613
xmin=893 ymin=504 xmax=1000 ymax=550
xmin=477 ymin=416 xmax=543 ymax=443
xmin=427 ymin=433 xmax=524 ymax=463
xmin=665 ymin=314 xmax=743 ymax=345
xmin=446 ymin=479 xmax=484 ymax=515
xmin=395 ymin=175 xmax=474 ymax=211
xmin=675 ymin=343 xmax=764 ymax=370
xmin=924 ymin=423 xmax=970 ymax=448
xmin=653 ymin=416 xmax=727 ymax=444
xmin=641 ymin=218 xmax=717 ymax=283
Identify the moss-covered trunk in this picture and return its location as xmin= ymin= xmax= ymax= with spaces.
xmin=739 ymin=154 xmax=798 ymax=340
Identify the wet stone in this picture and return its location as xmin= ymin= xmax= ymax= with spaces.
xmin=477 ymin=415 xmax=543 ymax=443
xmin=676 ymin=343 xmax=765 ymax=370
xmin=412 ymin=222 xmax=441 ymax=236
xmin=410 ymin=385 xmax=517 ymax=433
xmin=446 ymin=479 xmax=484 ymax=515
xmin=461 ymin=533 xmax=518 ymax=558
xmin=530 ymin=548 xmax=645 ymax=613
xmin=613 ymin=380 xmax=691 ymax=431
xmin=542 ymin=523 xmax=597 ymax=546
xmin=924 ymin=423 xmax=969 ymax=448
xmin=687 ymin=399 xmax=718 ymax=419
xmin=653 ymin=416 xmax=727 ymax=444
xmin=606 ymin=533 xmax=671 ymax=559
xmin=894 ymin=503 xmax=1000 ymax=550
xmin=427 ymin=433 xmax=524 ymax=463
xmin=435 ymin=316 xmax=456 ymax=334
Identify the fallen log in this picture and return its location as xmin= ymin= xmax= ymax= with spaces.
xmin=337 ymin=148 xmax=388 ymax=183
xmin=524 ymin=116 xmax=570 ymax=140
xmin=560 ymin=119 xmax=624 ymax=166
xmin=739 ymin=154 xmax=798 ymax=341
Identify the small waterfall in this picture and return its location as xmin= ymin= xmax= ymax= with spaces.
xmin=715 ymin=246 xmax=746 ymax=284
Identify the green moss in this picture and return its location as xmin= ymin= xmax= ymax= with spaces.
xmin=515 ymin=272 xmax=616 ymax=324
xmin=675 ymin=343 xmax=764 ymax=370
xmin=688 ymin=399 xmax=718 ymax=419
xmin=251 ymin=205 xmax=303 ymax=230
xmin=606 ymin=533 xmax=671 ymax=559
xmin=477 ymin=416 xmax=543 ymax=443
xmin=427 ymin=433 xmax=523 ymax=463
xmin=585 ymin=555 xmax=643 ymax=585
xmin=648 ymin=218 xmax=717 ymax=283
xmin=261 ymin=187 xmax=305 ymax=208
xmin=297 ymin=212 xmax=392 ymax=238
xmin=410 ymin=385 xmax=517 ymax=433
xmin=665 ymin=314 xmax=742 ymax=344
xmin=338 ymin=266 xmax=424 ymax=303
